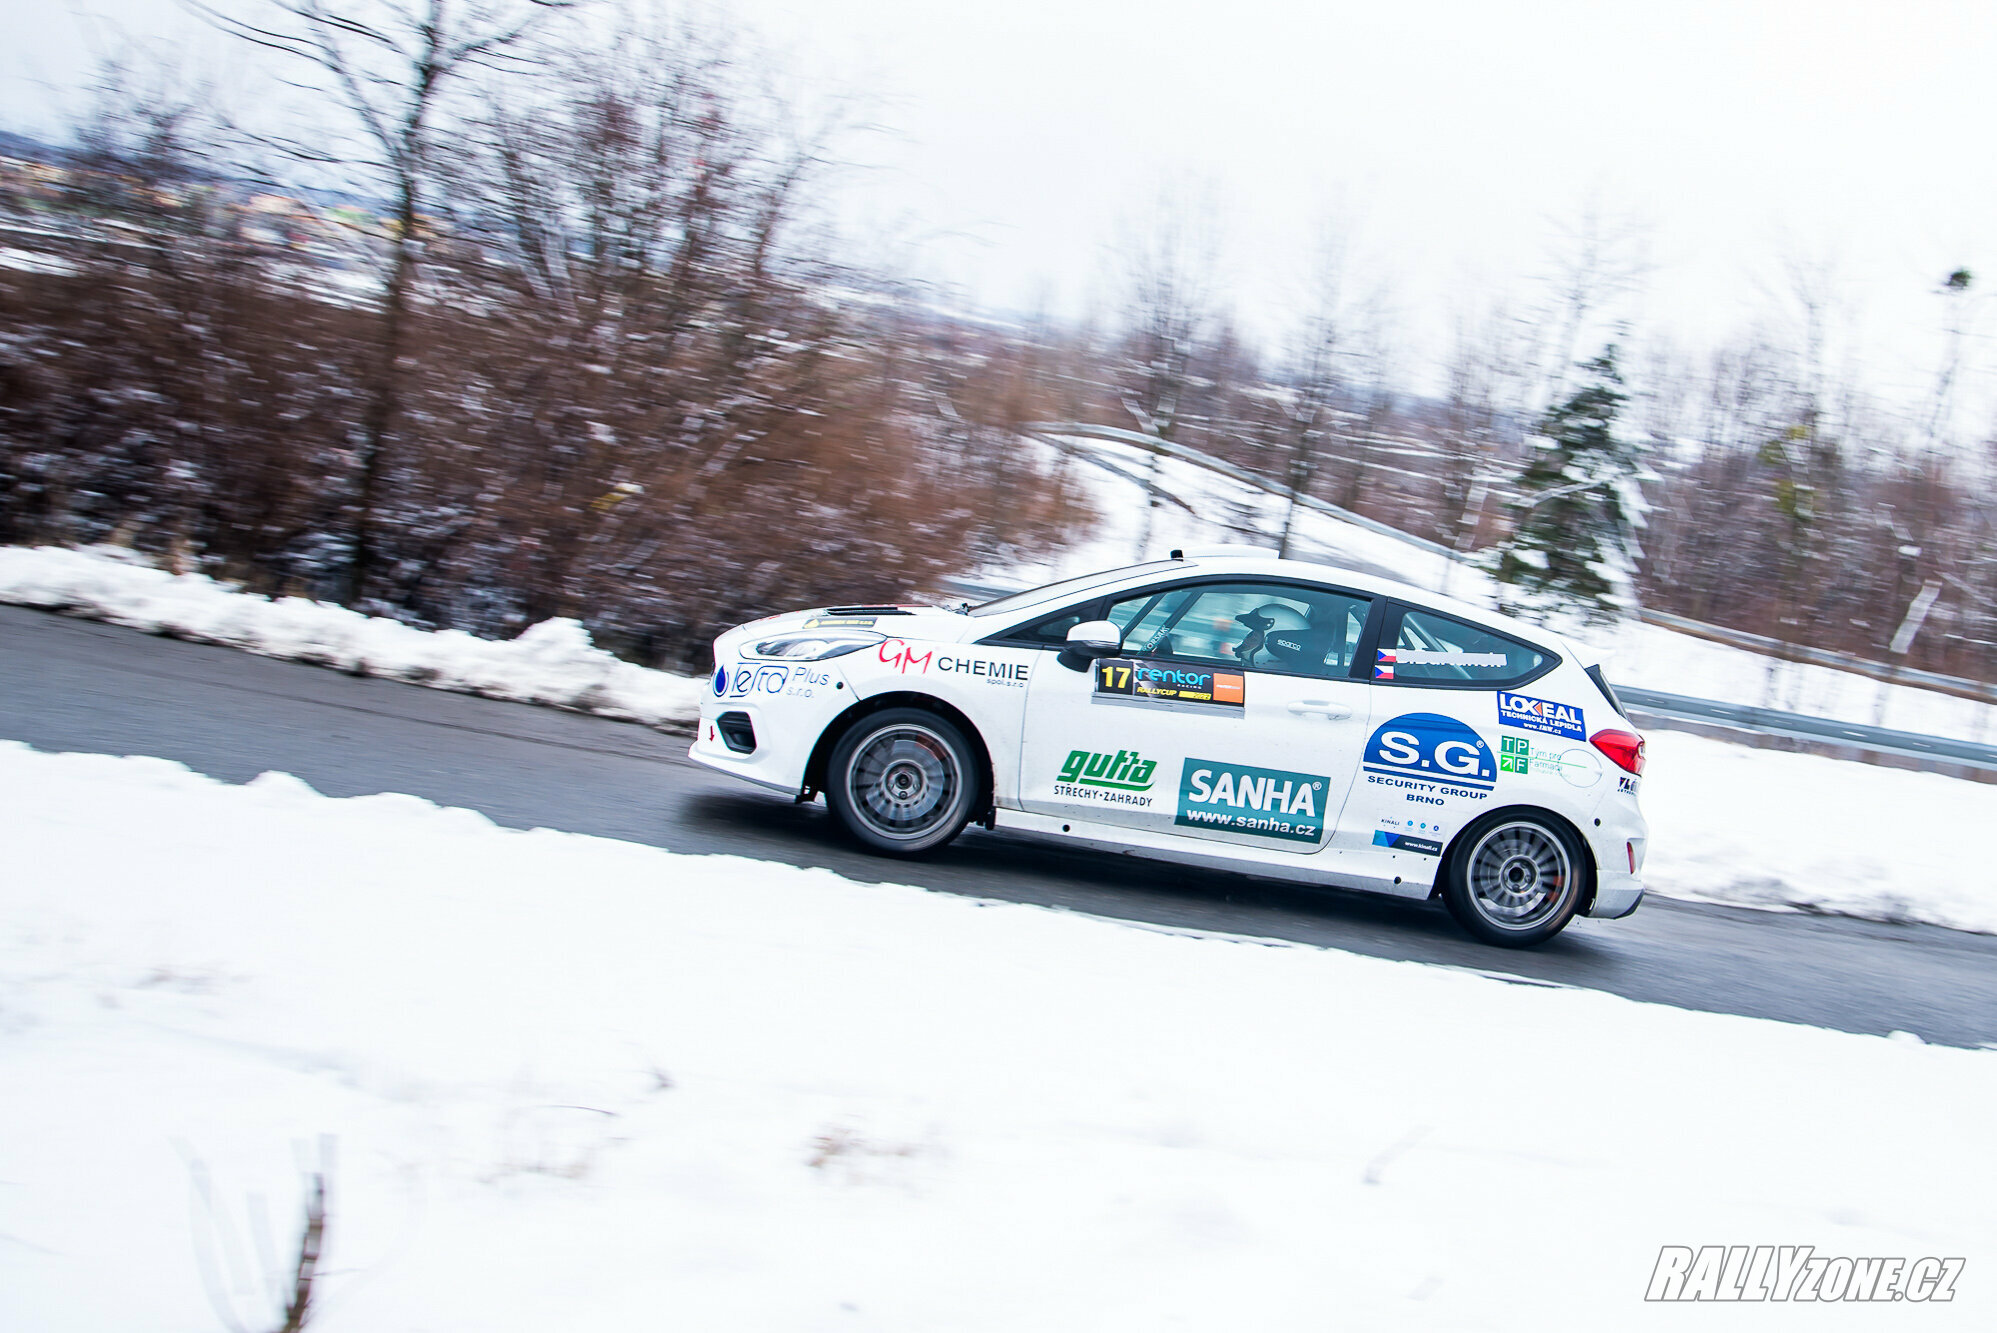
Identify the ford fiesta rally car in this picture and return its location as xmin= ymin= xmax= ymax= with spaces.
xmin=690 ymin=550 xmax=1648 ymax=946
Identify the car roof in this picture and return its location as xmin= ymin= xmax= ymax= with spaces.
xmin=993 ymin=553 xmax=1576 ymax=658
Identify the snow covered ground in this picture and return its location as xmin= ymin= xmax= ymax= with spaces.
xmin=1643 ymin=730 xmax=1997 ymax=932
xmin=3 ymin=741 xmax=1990 ymax=1331
xmin=3 ymin=541 xmax=1995 ymax=934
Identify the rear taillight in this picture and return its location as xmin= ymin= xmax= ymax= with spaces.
xmin=1592 ymin=728 xmax=1646 ymax=775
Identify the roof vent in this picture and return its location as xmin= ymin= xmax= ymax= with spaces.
xmin=1175 ymin=544 xmax=1281 ymax=559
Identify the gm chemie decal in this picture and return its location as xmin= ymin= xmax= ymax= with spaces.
xmin=1175 ymin=759 xmax=1329 ymax=845
xmin=1094 ymin=658 xmax=1245 ymax=709
xmin=1054 ymin=749 xmax=1159 ymax=807
xmin=1362 ymin=712 xmax=1497 ymax=805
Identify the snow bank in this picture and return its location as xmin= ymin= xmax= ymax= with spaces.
xmin=1645 ymin=730 xmax=1997 ymax=932
xmin=3 ymin=741 xmax=1991 ymax=1331
xmin=0 ymin=544 xmax=703 ymax=728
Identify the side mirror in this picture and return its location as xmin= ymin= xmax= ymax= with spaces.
xmin=1058 ymin=619 xmax=1125 ymax=672
xmin=1064 ymin=620 xmax=1124 ymax=656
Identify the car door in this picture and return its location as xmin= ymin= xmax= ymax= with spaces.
xmin=1347 ymin=601 xmax=1567 ymax=864
xmin=1016 ymin=579 xmax=1377 ymax=854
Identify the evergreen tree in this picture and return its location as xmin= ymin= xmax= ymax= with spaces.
xmin=1492 ymin=346 xmax=1651 ymax=623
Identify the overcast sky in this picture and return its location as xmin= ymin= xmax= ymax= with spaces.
xmin=9 ymin=1 xmax=1995 ymax=420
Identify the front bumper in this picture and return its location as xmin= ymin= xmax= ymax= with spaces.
xmin=688 ymin=699 xmax=815 ymax=795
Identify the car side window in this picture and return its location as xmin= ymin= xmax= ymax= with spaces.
xmin=1005 ymin=606 xmax=1092 ymax=647
xmin=1377 ymin=606 xmax=1547 ymax=685
xmin=1102 ymin=582 xmax=1372 ymax=679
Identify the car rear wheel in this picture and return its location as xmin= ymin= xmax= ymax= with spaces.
xmin=1441 ymin=811 xmax=1587 ymax=947
xmin=827 ymin=708 xmax=978 ymax=856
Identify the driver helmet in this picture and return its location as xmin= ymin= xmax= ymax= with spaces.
xmin=1249 ymin=603 xmax=1315 ymax=662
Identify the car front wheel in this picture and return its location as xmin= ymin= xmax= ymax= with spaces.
xmin=827 ymin=708 xmax=978 ymax=856
xmin=1440 ymin=811 xmax=1588 ymax=947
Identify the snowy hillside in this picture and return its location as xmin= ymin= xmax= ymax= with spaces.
xmin=3 ymin=743 xmax=1991 ymax=1331
xmin=1009 ymin=432 xmax=1997 ymax=742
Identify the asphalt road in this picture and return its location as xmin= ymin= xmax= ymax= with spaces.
xmin=6 ymin=602 xmax=1997 ymax=1049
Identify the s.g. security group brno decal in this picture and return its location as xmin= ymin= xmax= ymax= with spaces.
xmin=1363 ymin=712 xmax=1498 ymax=804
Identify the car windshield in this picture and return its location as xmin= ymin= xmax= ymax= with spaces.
xmin=964 ymin=561 xmax=1183 ymax=618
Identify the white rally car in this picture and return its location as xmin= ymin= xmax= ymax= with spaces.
xmin=690 ymin=550 xmax=1648 ymax=946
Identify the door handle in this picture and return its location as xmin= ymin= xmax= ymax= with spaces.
xmin=1288 ymin=700 xmax=1352 ymax=720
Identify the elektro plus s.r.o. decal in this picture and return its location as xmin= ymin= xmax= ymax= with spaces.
xmin=1362 ymin=712 xmax=1497 ymax=806
xmin=1093 ymin=658 xmax=1245 ymax=708
xmin=1176 ymin=759 xmax=1329 ymax=844
xmin=722 ymin=662 xmax=792 ymax=698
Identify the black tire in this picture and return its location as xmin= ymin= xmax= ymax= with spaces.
xmin=1440 ymin=810 xmax=1588 ymax=947
xmin=826 ymin=708 xmax=979 ymax=856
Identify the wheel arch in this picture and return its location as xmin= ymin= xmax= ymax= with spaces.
xmin=1433 ymin=803 xmax=1600 ymax=914
xmin=805 ymin=691 xmax=997 ymax=824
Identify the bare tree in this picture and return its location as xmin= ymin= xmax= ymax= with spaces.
xmin=1108 ymin=184 xmax=1225 ymax=557
xmin=1533 ymin=202 xmax=1652 ymax=409
xmin=195 ymin=0 xmax=573 ymax=604
xmin=1271 ymin=216 xmax=1383 ymax=557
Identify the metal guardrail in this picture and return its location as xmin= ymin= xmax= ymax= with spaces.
xmin=1634 ymin=609 xmax=1997 ymax=708
xmin=1616 ymin=687 xmax=1997 ymax=772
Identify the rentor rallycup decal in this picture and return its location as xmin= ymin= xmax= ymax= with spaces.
xmin=1497 ymin=691 xmax=1585 ymax=739
xmin=1362 ymin=712 xmax=1497 ymax=802
xmin=1093 ymin=658 xmax=1245 ymax=708
xmin=1176 ymin=759 xmax=1328 ymax=844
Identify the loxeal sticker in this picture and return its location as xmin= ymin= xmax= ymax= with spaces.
xmin=1176 ymin=758 xmax=1328 ymax=844
xmin=1095 ymin=657 xmax=1245 ymax=708
xmin=1496 ymin=691 xmax=1585 ymax=740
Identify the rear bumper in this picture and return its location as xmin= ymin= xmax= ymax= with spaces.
xmin=1587 ymin=882 xmax=1645 ymax=919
